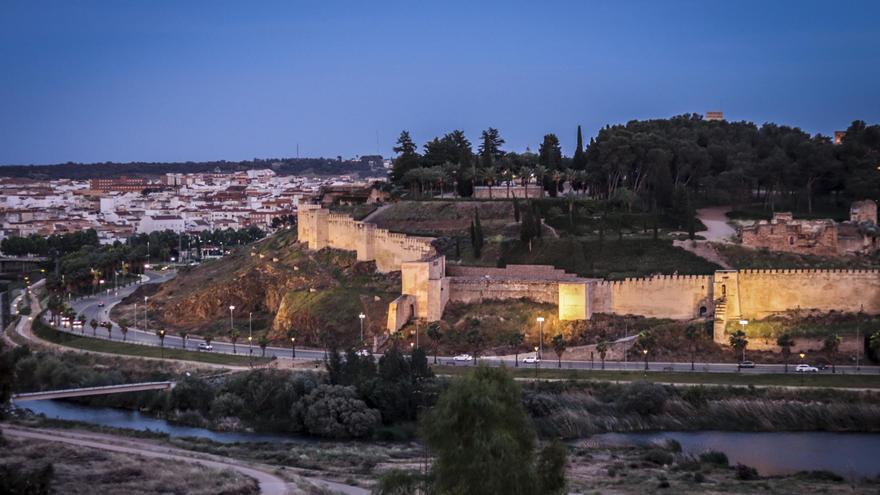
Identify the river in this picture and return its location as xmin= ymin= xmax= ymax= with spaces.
xmin=589 ymin=431 xmax=880 ymax=480
xmin=18 ymin=401 xmax=880 ymax=479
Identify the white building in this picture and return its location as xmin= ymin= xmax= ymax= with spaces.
xmin=137 ymin=215 xmax=185 ymax=234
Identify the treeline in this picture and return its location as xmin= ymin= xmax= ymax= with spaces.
xmin=390 ymin=117 xmax=880 ymax=214
xmin=0 ymin=156 xmax=381 ymax=180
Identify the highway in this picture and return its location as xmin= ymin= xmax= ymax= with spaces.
xmin=51 ymin=270 xmax=880 ymax=375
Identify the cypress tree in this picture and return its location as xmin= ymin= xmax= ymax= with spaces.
xmin=473 ymin=209 xmax=484 ymax=258
xmin=572 ymin=125 xmax=586 ymax=171
xmin=513 ymin=199 xmax=521 ymax=222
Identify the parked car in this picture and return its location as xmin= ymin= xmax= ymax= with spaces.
xmin=197 ymin=343 xmax=213 ymax=351
xmin=523 ymin=355 xmax=540 ymax=364
xmin=356 ymin=349 xmax=371 ymax=357
xmin=795 ymin=364 xmax=819 ymax=373
xmin=452 ymin=354 xmax=473 ymax=362
xmin=738 ymin=361 xmax=756 ymax=369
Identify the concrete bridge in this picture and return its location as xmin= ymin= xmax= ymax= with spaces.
xmin=11 ymin=381 xmax=174 ymax=402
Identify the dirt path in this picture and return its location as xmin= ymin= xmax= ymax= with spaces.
xmin=695 ymin=206 xmax=737 ymax=243
xmin=2 ymin=426 xmax=289 ymax=495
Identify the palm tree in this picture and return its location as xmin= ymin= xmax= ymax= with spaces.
xmin=230 ymin=329 xmax=240 ymax=354
xmin=729 ymin=330 xmax=749 ymax=364
xmin=551 ymin=334 xmax=566 ymax=369
xmin=596 ymin=341 xmax=609 ymax=370
xmin=89 ymin=318 xmax=98 ymax=336
xmin=180 ymin=331 xmax=188 ymax=349
xmin=119 ymin=324 xmax=128 ymax=342
xmin=509 ymin=331 xmax=524 ymax=367
xmin=823 ymin=334 xmax=841 ymax=373
xmin=533 ymin=166 xmax=547 ymax=198
xmin=78 ymin=315 xmax=86 ymax=334
xmin=777 ymin=334 xmax=795 ymax=372
xmin=258 ymin=336 xmax=269 ymax=357
xmin=102 ymin=322 xmax=112 ymax=340
xmin=636 ymin=330 xmax=656 ymax=370
xmin=684 ymin=324 xmax=701 ymax=371
xmin=426 ymin=322 xmax=442 ymax=364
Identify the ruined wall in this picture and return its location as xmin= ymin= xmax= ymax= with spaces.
xmin=298 ymin=206 xmax=435 ymax=272
xmin=448 ymin=278 xmax=560 ymax=305
xmin=735 ymin=269 xmax=880 ymax=318
xmin=740 ymin=216 xmax=838 ymax=257
xmin=592 ymin=275 xmax=714 ymax=320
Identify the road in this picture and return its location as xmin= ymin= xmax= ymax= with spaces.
xmin=50 ymin=270 xmax=880 ymax=376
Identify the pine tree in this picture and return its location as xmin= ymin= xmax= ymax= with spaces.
xmin=572 ymin=125 xmax=586 ymax=171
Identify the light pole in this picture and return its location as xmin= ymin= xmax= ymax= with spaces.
xmin=534 ymin=346 xmax=539 ymax=379
xmin=159 ymin=329 xmax=166 ymax=359
xmin=248 ymin=311 xmax=253 ymax=361
xmin=643 ymin=349 xmax=649 ymax=371
xmin=134 ymin=302 xmax=138 ymax=329
xmin=143 ymin=296 xmax=148 ymax=334
xmin=358 ymin=312 xmax=366 ymax=345
xmin=738 ymin=319 xmax=749 ymax=362
xmin=291 ymin=336 xmax=296 ymax=359
xmin=536 ymin=317 xmax=545 ymax=360
xmin=229 ymin=304 xmax=235 ymax=335
xmin=799 ymin=352 xmax=806 ymax=385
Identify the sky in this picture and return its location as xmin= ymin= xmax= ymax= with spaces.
xmin=1 ymin=0 xmax=879 ymax=165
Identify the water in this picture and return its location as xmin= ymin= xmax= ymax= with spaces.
xmin=17 ymin=400 xmax=306 ymax=444
xmin=590 ymin=431 xmax=880 ymax=480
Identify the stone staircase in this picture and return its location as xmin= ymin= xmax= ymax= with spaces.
xmin=712 ymin=297 xmax=727 ymax=343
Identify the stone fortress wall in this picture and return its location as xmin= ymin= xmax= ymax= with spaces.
xmin=297 ymin=207 xmax=880 ymax=340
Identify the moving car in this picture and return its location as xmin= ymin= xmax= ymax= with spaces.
xmin=97 ymin=301 xmax=105 ymax=307
xmin=452 ymin=354 xmax=473 ymax=362
xmin=737 ymin=361 xmax=756 ymax=369
xmin=197 ymin=342 xmax=214 ymax=351
xmin=523 ymin=355 xmax=540 ymax=364
xmin=795 ymin=364 xmax=819 ymax=373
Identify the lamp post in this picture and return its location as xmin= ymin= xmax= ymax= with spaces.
xmin=229 ymin=305 xmax=235 ymax=334
xmin=358 ymin=312 xmax=366 ymax=345
xmin=143 ymin=296 xmax=148 ymax=334
xmin=738 ymin=319 xmax=749 ymax=362
xmin=248 ymin=311 xmax=253 ymax=361
xmin=536 ymin=316 xmax=545 ymax=360
xmin=533 ymin=346 xmax=539 ymax=379
xmin=134 ymin=302 xmax=138 ymax=329
xmin=159 ymin=329 xmax=166 ymax=359
xmin=643 ymin=349 xmax=649 ymax=371
xmin=799 ymin=352 xmax=806 ymax=386
xmin=291 ymin=336 xmax=296 ymax=359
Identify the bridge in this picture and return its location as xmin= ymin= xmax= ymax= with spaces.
xmin=11 ymin=381 xmax=174 ymax=402
xmin=0 ymin=256 xmax=47 ymax=274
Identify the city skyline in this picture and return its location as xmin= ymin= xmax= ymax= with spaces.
xmin=2 ymin=0 xmax=879 ymax=165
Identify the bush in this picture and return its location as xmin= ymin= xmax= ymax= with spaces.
xmin=735 ymin=463 xmax=759 ymax=480
xmin=795 ymin=470 xmax=844 ymax=482
xmin=297 ymin=385 xmax=381 ymax=439
xmin=210 ymin=393 xmax=246 ymax=419
xmin=693 ymin=472 xmax=705 ymax=483
xmin=698 ymin=450 xmax=728 ymax=466
xmin=617 ymin=381 xmax=669 ymax=416
xmin=0 ymin=462 xmax=54 ymax=495
xmin=643 ymin=449 xmax=674 ymax=466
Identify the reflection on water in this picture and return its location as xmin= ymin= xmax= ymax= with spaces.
xmin=17 ymin=400 xmax=306 ymax=444
xmin=590 ymin=431 xmax=880 ymax=480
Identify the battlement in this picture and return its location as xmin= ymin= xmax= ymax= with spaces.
xmin=597 ymin=274 xmax=713 ymax=287
xmin=738 ymin=268 xmax=880 ymax=276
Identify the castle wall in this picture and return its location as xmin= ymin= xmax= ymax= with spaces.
xmin=298 ymin=206 xmax=435 ymax=272
xmin=592 ymin=275 xmax=714 ymax=320
xmin=447 ymin=278 xmax=560 ymax=305
xmin=736 ymin=269 xmax=880 ymax=318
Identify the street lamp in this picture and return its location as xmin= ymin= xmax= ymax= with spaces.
xmin=738 ymin=320 xmax=749 ymax=362
xmin=229 ymin=305 xmax=235 ymax=335
xmin=533 ymin=346 xmax=539 ymax=379
xmin=248 ymin=311 xmax=253 ymax=358
xmin=143 ymin=296 xmax=149 ymax=334
xmin=536 ymin=317 xmax=545 ymax=360
xmin=643 ymin=348 xmax=649 ymax=371
xmin=358 ymin=312 xmax=366 ymax=344
xmin=291 ymin=336 xmax=296 ymax=359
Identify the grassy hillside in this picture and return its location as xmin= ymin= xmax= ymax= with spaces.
xmin=113 ymin=229 xmax=399 ymax=347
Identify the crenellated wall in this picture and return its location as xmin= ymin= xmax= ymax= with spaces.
xmin=592 ymin=274 xmax=714 ymax=320
xmin=298 ymin=205 xmax=436 ymax=272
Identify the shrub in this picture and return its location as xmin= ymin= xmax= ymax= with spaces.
xmin=795 ymin=470 xmax=844 ymax=482
xmin=297 ymin=384 xmax=381 ymax=439
xmin=699 ymin=451 xmax=728 ymax=466
xmin=735 ymin=463 xmax=759 ymax=480
xmin=643 ymin=449 xmax=674 ymax=466
xmin=664 ymin=439 xmax=682 ymax=453
xmin=693 ymin=472 xmax=705 ymax=483
xmin=210 ymin=393 xmax=246 ymax=419
xmin=617 ymin=381 xmax=669 ymax=416
xmin=0 ymin=462 xmax=54 ymax=495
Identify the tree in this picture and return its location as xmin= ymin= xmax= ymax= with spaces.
xmin=777 ymin=334 xmax=795 ymax=373
xmin=465 ymin=319 xmax=484 ymax=364
xmin=571 ymin=125 xmax=586 ymax=171
xmin=390 ymin=131 xmax=421 ymax=184
xmin=536 ymin=440 xmax=568 ymax=495
xmin=230 ymin=329 xmax=240 ymax=354
xmin=636 ymin=330 xmax=655 ymax=370
xmin=426 ymin=322 xmax=442 ymax=364
xmin=422 ymin=367 xmax=542 ymax=494
xmin=729 ymin=330 xmax=748 ymax=364
xmin=869 ymin=331 xmax=880 ymax=364
xmin=513 ymin=199 xmax=521 ymax=222
xmin=551 ymin=334 xmax=566 ymax=368
xmin=520 ymin=203 xmax=541 ymax=252
xmin=102 ymin=322 xmax=112 ymax=340
xmin=89 ymin=318 xmax=98 ymax=336
xmin=509 ymin=331 xmax=524 ymax=367
xmin=479 ymin=127 xmax=506 ymax=162
xmin=684 ymin=324 xmax=701 ymax=371
xmin=823 ymin=334 xmax=841 ymax=373
xmin=119 ymin=324 xmax=128 ymax=342
xmin=471 ymin=209 xmax=484 ymax=258
xmin=539 ymin=134 xmax=563 ymax=196
xmin=0 ymin=340 xmax=13 ymax=416
xmin=596 ymin=341 xmax=609 ymax=370
xmin=297 ymin=384 xmax=381 ymax=439
xmin=180 ymin=331 xmax=188 ymax=349
xmin=259 ymin=336 xmax=269 ymax=357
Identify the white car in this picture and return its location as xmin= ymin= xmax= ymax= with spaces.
xmin=795 ymin=364 xmax=818 ymax=373
xmin=97 ymin=301 xmax=105 ymax=307
xmin=197 ymin=343 xmax=214 ymax=351
xmin=523 ymin=355 xmax=540 ymax=364
xmin=452 ymin=354 xmax=473 ymax=362
xmin=356 ymin=349 xmax=371 ymax=357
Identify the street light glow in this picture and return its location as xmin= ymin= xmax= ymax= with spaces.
xmin=358 ymin=313 xmax=365 ymax=320
xmin=229 ymin=305 xmax=235 ymax=311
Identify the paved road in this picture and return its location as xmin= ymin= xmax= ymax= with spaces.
xmin=2 ymin=426 xmax=290 ymax=495
xmin=51 ymin=270 xmax=880 ymax=376
xmin=695 ymin=206 xmax=737 ymax=242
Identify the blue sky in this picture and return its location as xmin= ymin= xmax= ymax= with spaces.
xmin=1 ymin=0 xmax=878 ymax=164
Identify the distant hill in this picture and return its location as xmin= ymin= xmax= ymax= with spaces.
xmin=0 ymin=156 xmax=385 ymax=179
